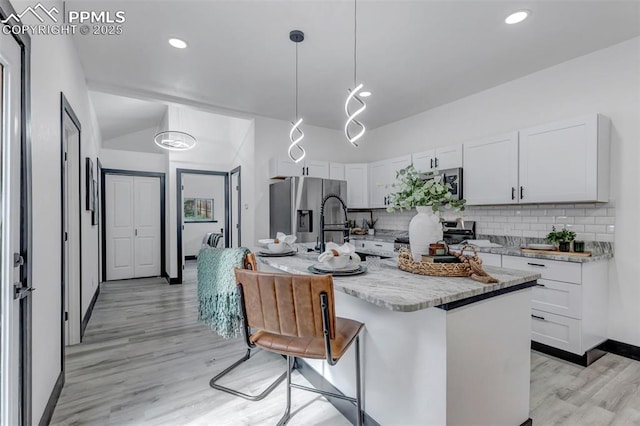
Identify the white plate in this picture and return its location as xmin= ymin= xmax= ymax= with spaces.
xmin=258 ymin=239 xmax=275 ymax=245
xmin=312 ymin=263 xmax=361 ymax=273
xmin=527 ymin=243 xmax=556 ymax=250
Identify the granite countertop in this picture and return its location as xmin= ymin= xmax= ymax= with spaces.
xmin=256 ymin=252 xmax=540 ymax=313
xmin=449 ymin=245 xmax=612 ymax=263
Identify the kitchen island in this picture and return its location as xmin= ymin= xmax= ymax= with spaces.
xmin=257 ymin=251 xmax=540 ymax=426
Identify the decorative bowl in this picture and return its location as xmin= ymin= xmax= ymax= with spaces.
xmin=268 ymin=242 xmax=288 ymax=253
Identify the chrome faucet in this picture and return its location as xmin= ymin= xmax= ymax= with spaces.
xmin=319 ymin=194 xmax=350 ymax=253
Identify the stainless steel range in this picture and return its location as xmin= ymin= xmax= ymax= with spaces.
xmin=393 ymin=219 xmax=476 ymax=250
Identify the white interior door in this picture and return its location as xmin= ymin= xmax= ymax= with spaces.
xmin=106 ymin=174 xmax=161 ymax=280
xmin=133 ymin=177 xmax=161 ymax=277
xmin=106 ymin=175 xmax=134 ymax=280
xmin=230 ymin=171 xmax=240 ymax=247
xmin=0 ymin=28 xmax=26 ymax=425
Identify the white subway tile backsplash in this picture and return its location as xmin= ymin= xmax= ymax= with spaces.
xmin=585 ymin=224 xmax=607 ymax=233
xmin=372 ymin=202 xmax=615 ymax=243
xmin=574 ymin=216 xmax=596 ymax=225
xmin=595 ymin=216 xmax=615 ymax=225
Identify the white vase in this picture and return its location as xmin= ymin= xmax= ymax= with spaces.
xmin=409 ymin=206 xmax=443 ymax=262
xmin=368 ymin=229 xmax=375 ymax=236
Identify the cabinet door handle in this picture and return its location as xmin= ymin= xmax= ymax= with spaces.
xmin=430 ymin=158 xmax=434 ymax=169
xmin=520 ymin=186 xmax=524 ymax=199
xmin=374 ymin=244 xmax=383 ymax=247
xmin=536 ymin=283 xmax=546 ymax=287
xmin=531 ymin=314 xmax=546 ymax=321
xmin=306 ymin=167 xmax=309 ymax=175
xmin=135 ymin=229 xmax=138 ymax=236
xmin=511 ymin=187 xmax=516 ymax=200
xmin=527 ymin=262 xmax=546 ymax=267
xmin=435 ymin=158 xmax=439 ymax=168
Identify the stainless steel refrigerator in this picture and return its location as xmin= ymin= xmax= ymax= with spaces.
xmin=269 ymin=177 xmax=348 ymax=248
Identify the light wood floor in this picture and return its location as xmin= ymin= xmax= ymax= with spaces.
xmin=51 ymin=262 xmax=640 ymax=425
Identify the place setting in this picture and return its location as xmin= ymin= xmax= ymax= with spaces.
xmin=308 ymin=242 xmax=367 ymax=276
xmin=256 ymin=232 xmax=297 ymax=257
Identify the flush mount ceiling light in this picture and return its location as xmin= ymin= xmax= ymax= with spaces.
xmin=287 ymin=30 xmax=306 ymax=164
xmin=168 ymin=38 xmax=188 ymax=49
xmin=154 ymin=130 xmax=196 ymax=151
xmin=505 ymin=10 xmax=530 ymax=24
xmin=344 ymin=0 xmax=368 ymax=147
xmin=154 ymin=106 xmax=197 ymax=151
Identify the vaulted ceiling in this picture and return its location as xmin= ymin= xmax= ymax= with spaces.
xmin=72 ymin=1 xmax=640 ymax=130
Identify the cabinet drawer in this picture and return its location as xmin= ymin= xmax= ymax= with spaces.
xmin=532 ymin=279 xmax=582 ymax=319
xmin=502 ymin=255 xmax=581 ymax=284
xmin=531 ymin=309 xmax=582 ymax=354
xmin=352 ymin=240 xmax=394 ymax=253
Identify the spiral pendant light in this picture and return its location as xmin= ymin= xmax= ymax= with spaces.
xmin=344 ymin=0 xmax=368 ymax=147
xmin=288 ymin=30 xmax=306 ymax=163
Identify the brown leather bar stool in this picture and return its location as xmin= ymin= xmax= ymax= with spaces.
xmin=234 ymin=268 xmax=364 ymax=426
xmin=208 ymin=253 xmax=288 ymax=401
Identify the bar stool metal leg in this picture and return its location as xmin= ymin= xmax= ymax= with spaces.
xmin=209 ymin=348 xmax=288 ymax=401
xmin=277 ymin=355 xmax=294 ymax=426
xmin=355 ymin=336 xmax=363 ymax=426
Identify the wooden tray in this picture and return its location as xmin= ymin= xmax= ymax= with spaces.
xmin=520 ymin=248 xmax=592 ymax=257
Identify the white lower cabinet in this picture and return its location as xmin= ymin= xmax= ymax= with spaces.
xmin=502 ymin=255 xmax=608 ymax=356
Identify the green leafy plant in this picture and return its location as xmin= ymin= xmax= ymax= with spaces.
xmin=386 ymin=165 xmax=466 ymax=213
xmin=365 ymin=217 xmax=378 ymax=229
xmin=545 ymin=226 xmax=576 ymax=243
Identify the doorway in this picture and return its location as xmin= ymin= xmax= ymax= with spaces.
xmin=0 ymin=6 xmax=32 ymax=425
xmin=176 ymin=169 xmax=229 ymax=284
xmin=101 ymin=169 xmax=166 ymax=282
xmin=230 ymin=166 xmax=241 ymax=247
xmin=61 ymin=95 xmax=82 ymax=347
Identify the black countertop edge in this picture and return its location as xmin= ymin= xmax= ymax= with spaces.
xmin=436 ymin=280 xmax=538 ymax=311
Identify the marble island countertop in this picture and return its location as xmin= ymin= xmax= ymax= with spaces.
xmin=257 ymin=252 xmax=540 ymax=312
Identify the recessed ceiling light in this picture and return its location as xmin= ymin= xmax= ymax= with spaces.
xmin=168 ymin=38 xmax=188 ymax=49
xmin=360 ymin=91 xmax=372 ymax=97
xmin=505 ymin=10 xmax=529 ymax=25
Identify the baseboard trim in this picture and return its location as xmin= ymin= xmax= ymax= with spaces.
xmin=532 ymin=341 xmax=606 ymax=367
xmin=295 ymin=359 xmax=380 ymax=426
xmin=185 ymin=255 xmax=197 ymax=260
xmin=169 ymin=277 xmax=181 ymax=285
xmin=519 ymin=418 xmax=533 ymax=426
xmin=38 ymin=371 xmax=64 ymax=426
xmin=81 ymin=285 xmax=100 ymax=338
xmin=597 ymin=339 xmax=640 ymax=362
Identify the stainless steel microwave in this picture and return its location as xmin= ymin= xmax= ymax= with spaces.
xmin=421 ymin=167 xmax=463 ymax=200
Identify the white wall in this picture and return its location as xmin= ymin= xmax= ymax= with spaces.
xmin=27 ymin=9 xmax=102 ymax=423
xmin=365 ymin=38 xmax=640 ymax=346
xmin=253 ymin=116 xmax=367 ymax=240
xmin=182 ymin=174 xmax=226 ymax=256
xmin=99 ymin=148 xmax=167 ymax=173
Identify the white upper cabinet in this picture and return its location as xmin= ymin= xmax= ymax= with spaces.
xmin=329 ymin=162 xmax=346 ymax=180
xmin=270 ymin=158 xmax=303 ymax=178
xmin=434 ymin=144 xmax=463 ymax=170
xmin=368 ymin=160 xmax=389 ymax=208
xmin=369 ymin=155 xmax=412 ymax=208
xmin=305 ymin=160 xmax=330 ymax=179
xmin=463 ymin=132 xmax=519 ymax=205
xmin=412 ymin=145 xmax=462 ymax=173
xmin=344 ymin=163 xmax=369 ymax=208
xmin=269 ymin=158 xmax=329 ymax=179
xmin=518 ymin=114 xmax=610 ymax=203
xmin=412 ymin=150 xmax=435 ymax=173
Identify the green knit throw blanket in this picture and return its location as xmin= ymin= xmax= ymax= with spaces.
xmin=197 ymin=246 xmax=250 ymax=339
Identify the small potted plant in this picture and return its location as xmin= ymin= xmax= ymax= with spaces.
xmin=546 ymin=227 xmax=576 ymax=252
xmin=365 ymin=218 xmax=378 ymax=235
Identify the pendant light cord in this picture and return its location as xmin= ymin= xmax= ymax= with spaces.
xmin=295 ymin=42 xmax=299 ymax=120
xmin=353 ymin=0 xmax=357 ymax=86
